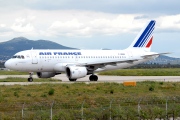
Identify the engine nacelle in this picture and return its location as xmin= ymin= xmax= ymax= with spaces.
xmin=37 ymin=72 xmax=56 ymax=78
xmin=66 ymin=66 xmax=87 ymax=79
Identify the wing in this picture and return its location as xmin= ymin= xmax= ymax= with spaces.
xmin=77 ymin=53 xmax=170 ymax=67
xmin=65 ymin=52 xmax=170 ymax=71
xmin=77 ymin=59 xmax=140 ymax=67
xmin=141 ymin=52 xmax=170 ymax=59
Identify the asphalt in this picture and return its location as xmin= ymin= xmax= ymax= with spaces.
xmin=1 ymin=74 xmax=180 ymax=85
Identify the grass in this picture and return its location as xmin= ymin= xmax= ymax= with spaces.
xmin=1 ymin=68 xmax=180 ymax=76
xmin=2 ymin=68 xmax=180 ymax=76
xmin=0 ymin=70 xmax=28 ymax=75
xmin=0 ymin=77 xmax=61 ymax=82
xmin=0 ymin=81 xmax=179 ymax=105
xmin=0 ymin=81 xmax=180 ymax=119
xmin=99 ymin=68 xmax=180 ymax=76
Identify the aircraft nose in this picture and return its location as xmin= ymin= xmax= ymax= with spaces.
xmin=4 ymin=60 xmax=11 ymax=69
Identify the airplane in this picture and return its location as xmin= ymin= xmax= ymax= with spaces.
xmin=4 ymin=20 xmax=166 ymax=82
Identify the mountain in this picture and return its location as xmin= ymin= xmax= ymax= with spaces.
xmin=0 ymin=37 xmax=76 ymax=60
xmin=0 ymin=37 xmax=180 ymax=65
xmin=148 ymin=55 xmax=180 ymax=65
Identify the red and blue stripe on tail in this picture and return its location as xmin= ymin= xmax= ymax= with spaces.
xmin=128 ymin=20 xmax=156 ymax=51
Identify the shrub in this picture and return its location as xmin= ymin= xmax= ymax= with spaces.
xmin=27 ymin=93 xmax=31 ymax=97
xmin=48 ymin=88 xmax=55 ymax=95
xmin=41 ymin=94 xmax=47 ymax=97
xmin=149 ymin=86 xmax=154 ymax=91
xmin=14 ymin=91 xmax=19 ymax=97
xmin=110 ymin=89 xmax=114 ymax=94
xmin=66 ymin=85 xmax=69 ymax=89
xmin=159 ymin=82 xmax=163 ymax=85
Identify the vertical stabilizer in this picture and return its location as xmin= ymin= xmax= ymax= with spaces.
xmin=128 ymin=20 xmax=156 ymax=51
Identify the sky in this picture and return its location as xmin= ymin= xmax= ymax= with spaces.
xmin=0 ymin=0 xmax=180 ymax=57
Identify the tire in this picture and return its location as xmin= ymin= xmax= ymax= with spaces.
xmin=69 ymin=78 xmax=77 ymax=81
xmin=89 ymin=75 xmax=98 ymax=81
xmin=94 ymin=75 xmax=98 ymax=81
xmin=28 ymin=77 xmax=33 ymax=82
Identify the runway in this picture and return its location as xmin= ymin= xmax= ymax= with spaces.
xmin=1 ymin=74 xmax=180 ymax=85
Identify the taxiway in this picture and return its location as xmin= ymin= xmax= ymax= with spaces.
xmin=1 ymin=74 xmax=180 ymax=85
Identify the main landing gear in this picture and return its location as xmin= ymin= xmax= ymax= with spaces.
xmin=28 ymin=72 xmax=33 ymax=82
xmin=68 ymin=75 xmax=98 ymax=81
xmin=69 ymin=78 xmax=77 ymax=81
xmin=89 ymin=75 xmax=98 ymax=81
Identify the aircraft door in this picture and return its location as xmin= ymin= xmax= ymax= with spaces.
xmin=75 ymin=55 xmax=78 ymax=62
xmin=31 ymin=51 xmax=38 ymax=64
xmin=127 ymin=51 xmax=133 ymax=58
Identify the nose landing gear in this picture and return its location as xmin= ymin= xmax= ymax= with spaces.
xmin=28 ymin=72 xmax=33 ymax=82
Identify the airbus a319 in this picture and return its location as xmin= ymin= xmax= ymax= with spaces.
xmin=5 ymin=20 xmax=166 ymax=82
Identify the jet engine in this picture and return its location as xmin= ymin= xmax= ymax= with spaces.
xmin=37 ymin=72 xmax=56 ymax=78
xmin=66 ymin=66 xmax=87 ymax=79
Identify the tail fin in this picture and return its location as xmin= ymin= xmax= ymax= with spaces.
xmin=128 ymin=20 xmax=156 ymax=51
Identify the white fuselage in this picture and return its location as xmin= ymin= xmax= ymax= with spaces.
xmin=5 ymin=49 xmax=156 ymax=72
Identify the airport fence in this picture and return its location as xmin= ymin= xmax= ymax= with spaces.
xmin=1 ymin=96 xmax=180 ymax=119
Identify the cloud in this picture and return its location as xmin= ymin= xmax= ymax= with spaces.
xmin=48 ymin=19 xmax=85 ymax=37
xmin=0 ymin=0 xmax=177 ymax=15
xmin=47 ymin=12 xmax=180 ymax=38
xmin=134 ymin=15 xmax=149 ymax=20
xmin=1 ymin=8 xmax=180 ymax=40
xmin=0 ymin=0 xmax=180 ymax=15
xmin=155 ymin=15 xmax=180 ymax=33
xmin=11 ymin=17 xmax=35 ymax=33
xmin=0 ymin=1 xmax=180 ymax=57
xmin=46 ymin=12 xmax=147 ymax=37
xmin=0 ymin=24 xmax=13 ymax=36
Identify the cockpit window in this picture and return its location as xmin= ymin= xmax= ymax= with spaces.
xmin=12 ymin=55 xmax=25 ymax=59
xmin=12 ymin=56 xmax=17 ymax=58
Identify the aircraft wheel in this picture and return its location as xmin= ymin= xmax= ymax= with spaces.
xmin=69 ymin=79 xmax=77 ymax=81
xmin=89 ymin=75 xmax=98 ymax=81
xmin=28 ymin=77 xmax=33 ymax=82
